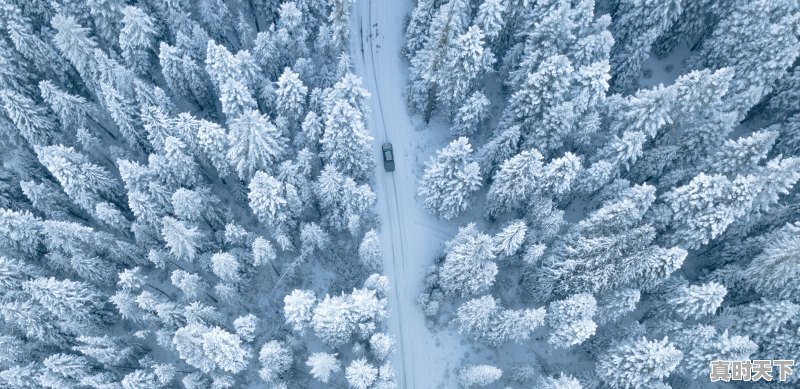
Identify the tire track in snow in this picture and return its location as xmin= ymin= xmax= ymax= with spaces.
xmin=354 ymin=1 xmax=416 ymax=387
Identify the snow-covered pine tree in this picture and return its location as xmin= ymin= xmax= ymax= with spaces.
xmin=435 ymin=26 xmax=495 ymax=116
xmin=119 ymin=6 xmax=157 ymax=75
xmin=227 ymin=110 xmax=287 ymax=180
xmin=307 ymin=352 xmax=341 ymax=383
xmin=258 ymin=340 xmax=293 ymax=383
xmin=320 ymin=100 xmax=373 ymax=180
xmin=667 ymin=281 xmax=727 ymax=320
xmin=596 ymin=337 xmax=683 ymax=389
xmin=546 ymin=293 xmax=597 ymax=349
xmin=451 ymin=91 xmax=491 ymax=137
xmin=535 ymin=373 xmax=583 ymax=389
xmin=405 ymin=0 xmax=471 ymax=118
xmin=458 ymin=364 xmax=502 ymax=388
xmin=418 ymin=137 xmax=482 ymax=220
xmin=660 ymin=173 xmax=761 ymax=249
xmin=439 ymin=224 xmax=498 ymax=296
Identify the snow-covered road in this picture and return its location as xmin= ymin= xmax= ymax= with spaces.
xmin=350 ymin=1 xmax=468 ymax=387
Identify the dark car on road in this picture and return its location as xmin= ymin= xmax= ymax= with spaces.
xmin=382 ymin=142 xmax=395 ymax=172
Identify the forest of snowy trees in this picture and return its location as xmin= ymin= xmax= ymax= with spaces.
xmin=2 ymin=0 xmax=800 ymax=388
xmin=408 ymin=0 xmax=800 ymax=387
xmin=0 ymin=0 xmax=397 ymax=388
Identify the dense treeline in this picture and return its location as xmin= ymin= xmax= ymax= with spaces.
xmin=406 ymin=0 xmax=800 ymax=387
xmin=0 ymin=0 xmax=395 ymax=388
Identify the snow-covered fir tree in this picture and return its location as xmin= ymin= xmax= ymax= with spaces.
xmin=418 ymin=137 xmax=482 ymax=220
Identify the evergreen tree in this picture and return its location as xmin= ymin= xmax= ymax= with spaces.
xmin=726 ymin=299 xmax=800 ymax=343
xmin=193 ymin=117 xmax=231 ymax=176
xmin=501 ymin=55 xmax=576 ymax=154
xmin=1 ymin=4 xmax=68 ymax=81
xmin=456 ymin=295 xmax=546 ymax=346
xmin=51 ymin=15 xmax=98 ymax=89
xmin=328 ymin=0 xmax=354 ymax=49
xmin=346 ymin=358 xmax=378 ymax=389
xmin=219 ymin=78 xmax=257 ymax=120
xmin=307 ymin=352 xmax=341 ymax=383
xmin=671 ymin=325 xmax=757 ymax=380
xmin=546 ymin=293 xmax=597 ymax=349
xmin=100 ymin=82 xmax=148 ymax=150
xmin=435 ymin=26 xmax=495 ymax=115
xmin=493 ymin=220 xmax=527 ymax=257
xmin=23 ymin=276 xmax=106 ymax=333
xmin=0 ymin=299 xmax=63 ymax=344
xmin=476 ymin=0 xmax=507 ymax=41
xmin=121 ymin=370 xmax=159 ymax=389
xmin=211 ymin=252 xmax=241 ymax=283
xmin=667 ymin=281 xmax=726 ymax=320
xmin=702 ymin=130 xmax=778 ymax=177
xmin=597 ymin=288 xmax=640 ymax=325
xmin=406 ymin=0 xmax=471 ymax=117
xmin=315 ymin=165 xmax=376 ymax=233
xmin=451 ymin=91 xmax=491 ymax=136
xmin=359 ymin=229 xmax=383 ymax=271
xmin=661 ymin=173 xmax=761 ymax=249
xmin=258 ymin=340 xmax=292 ymax=383
xmin=532 ymin=185 xmax=663 ymax=297
xmin=170 ymin=269 xmax=207 ymax=300
xmin=746 ymin=224 xmax=800 ymax=300
xmin=651 ymin=0 xmax=734 ymax=58
xmin=233 ymin=314 xmax=258 ymax=342
xmin=320 ymin=100 xmax=373 ymax=180
xmin=39 ymin=353 xmax=92 ymax=388
xmin=159 ymin=42 xmax=212 ymax=104
xmin=0 ymin=363 xmax=39 ymax=388
xmin=205 ymin=40 xmax=240 ymax=90
xmin=418 ymin=137 xmax=482 ymax=220
xmin=596 ymin=337 xmax=683 ymax=389
xmin=275 ymin=67 xmax=308 ymax=123
xmin=404 ymin=0 xmax=435 ymax=59
xmin=252 ymin=236 xmax=277 ymax=268
xmin=536 ymin=373 xmax=583 ymax=389
xmin=174 ymin=323 xmax=250 ymax=374
xmin=248 ymin=171 xmax=302 ymax=238
xmin=160 ymin=216 xmax=202 ymax=262
xmin=766 ymin=65 xmax=800 ymax=121
xmin=87 ymin=0 xmax=123 ymax=46
xmin=34 ymin=145 xmax=117 ymax=212
xmin=458 ymin=364 xmax=502 ymax=388
xmin=477 ymin=124 xmax=521 ymax=176
xmin=119 ymin=6 xmax=157 ymax=74
xmin=150 ymin=136 xmax=200 ymax=188
xmin=439 ymin=224 xmax=498 ymax=296
xmin=369 ymin=332 xmax=394 ymax=361
xmin=0 ymin=89 xmax=57 ymax=146
xmin=312 ymin=293 xmax=356 ymax=346
xmin=227 ymin=110 xmax=287 ymax=180
xmin=284 ymin=289 xmax=316 ymax=333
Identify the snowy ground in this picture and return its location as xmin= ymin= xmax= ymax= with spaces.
xmin=348 ymin=1 xmax=473 ymax=387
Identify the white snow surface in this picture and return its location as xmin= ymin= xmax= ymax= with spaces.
xmin=349 ymin=1 xmax=470 ymax=387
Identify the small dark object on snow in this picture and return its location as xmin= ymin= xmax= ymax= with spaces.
xmin=382 ymin=142 xmax=395 ymax=172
